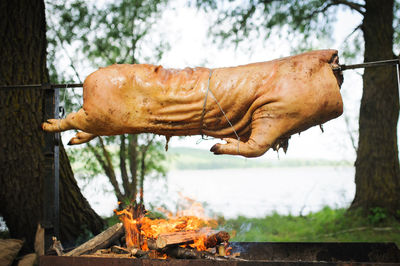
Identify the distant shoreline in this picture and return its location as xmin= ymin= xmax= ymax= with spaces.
xmin=167 ymin=147 xmax=353 ymax=170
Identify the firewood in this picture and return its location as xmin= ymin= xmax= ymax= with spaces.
xmin=205 ymin=231 xmax=230 ymax=248
xmin=50 ymin=237 xmax=64 ymax=256
xmin=34 ymin=223 xmax=44 ymax=256
xmin=81 ymin=253 xmax=131 ymax=258
xmin=110 ymin=245 xmax=130 ymax=254
xmin=164 ymin=246 xmax=212 ymax=259
xmin=147 ymin=230 xmax=231 ymax=250
xmin=64 ymin=223 xmax=124 ymax=256
xmin=147 ymin=230 xmax=202 ymax=249
xmin=129 ymin=247 xmax=150 ymax=258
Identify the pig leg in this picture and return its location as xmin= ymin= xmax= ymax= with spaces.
xmin=68 ymin=132 xmax=97 ymax=145
xmin=210 ymin=108 xmax=281 ymax=158
xmin=42 ymin=108 xmax=89 ymax=133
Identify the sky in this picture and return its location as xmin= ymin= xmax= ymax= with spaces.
xmin=56 ymin=1 xmax=380 ymax=162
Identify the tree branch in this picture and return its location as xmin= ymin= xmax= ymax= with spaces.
xmin=119 ymin=134 xmax=130 ymax=196
xmin=331 ymin=0 xmax=365 ymax=15
xmin=138 ymin=135 xmax=155 ymax=204
xmin=47 ymin=16 xmax=83 ymax=83
xmin=87 ymin=138 xmax=123 ymax=202
xmin=303 ymin=2 xmax=337 ymax=21
xmin=343 ymin=113 xmax=358 ymax=153
xmin=128 ymin=134 xmax=138 ymax=200
xmin=342 ymin=23 xmax=362 ymax=44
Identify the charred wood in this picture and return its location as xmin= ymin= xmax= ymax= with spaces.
xmin=110 ymin=245 xmax=130 ymax=254
xmin=109 ymin=245 xmax=149 ymax=258
xmin=164 ymin=246 xmax=214 ymax=260
xmin=164 ymin=246 xmax=246 ymax=261
xmin=205 ymin=231 xmax=230 ymax=248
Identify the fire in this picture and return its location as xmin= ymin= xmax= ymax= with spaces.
xmin=115 ymin=197 xmax=217 ymax=251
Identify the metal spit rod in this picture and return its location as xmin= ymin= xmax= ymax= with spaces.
xmin=0 ymin=83 xmax=83 ymax=90
xmin=0 ymin=59 xmax=398 ymax=90
xmin=339 ymin=58 xmax=400 ymax=71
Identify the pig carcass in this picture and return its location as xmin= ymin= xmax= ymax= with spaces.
xmin=42 ymin=49 xmax=343 ymax=158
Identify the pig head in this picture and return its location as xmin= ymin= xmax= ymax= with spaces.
xmin=42 ymin=49 xmax=343 ymax=158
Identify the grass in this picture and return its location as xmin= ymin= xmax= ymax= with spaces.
xmin=218 ymin=207 xmax=400 ymax=246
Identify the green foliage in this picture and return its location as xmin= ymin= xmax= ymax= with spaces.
xmin=195 ymin=0 xmax=342 ymax=52
xmin=0 ymin=227 xmax=10 ymax=239
xmin=68 ymin=146 xmax=104 ymax=178
xmin=45 ymin=0 xmax=171 ymax=204
xmin=194 ymin=0 xmax=399 ymax=58
xmin=368 ymin=207 xmax=387 ymax=225
xmin=47 ymin=0 xmax=169 ymax=67
xmin=394 ymin=0 xmax=400 ymax=54
xmin=104 ymin=214 xmax=121 ymax=227
xmin=220 ymin=207 xmax=400 ymax=246
xmin=75 ymin=225 xmax=95 ymax=245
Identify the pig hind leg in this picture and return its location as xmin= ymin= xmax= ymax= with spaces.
xmin=210 ymin=109 xmax=282 ymax=158
xmin=42 ymin=108 xmax=90 ymax=133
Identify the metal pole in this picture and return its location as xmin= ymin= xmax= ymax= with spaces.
xmin=42 ymin=83 xmax=60 ymax=252
xmin=0 ymin=83 xmax=83 ymax=90
xmin=397 ymin=63 xmax=400 ymax=110
xmin=54 ymin=87 xmax=60 ymax=239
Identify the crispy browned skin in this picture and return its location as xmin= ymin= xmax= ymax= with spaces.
xmin=42 ymin=49 xmax=343 ymax=157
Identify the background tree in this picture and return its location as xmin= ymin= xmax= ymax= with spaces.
xmin=196 ymin=0 xmax=400 ymax=216
xmin=0 ymin=0 xmax=105 ymax=252
xmin=46 ymin=0 xmax=169 ymax=207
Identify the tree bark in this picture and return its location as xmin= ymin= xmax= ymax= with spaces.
xmin=351 ymin=0 xmax=400 ymax=215
xmin=0 ymin=0 xmax=104 ymax=252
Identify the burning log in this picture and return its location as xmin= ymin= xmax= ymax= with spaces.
xmin=64 ymin=223 xmax=124 ymax=256
xmin=147 ymin=230 xmax=230 ymax=250
xmin=147 ymin=230 xmax=203 ymax=249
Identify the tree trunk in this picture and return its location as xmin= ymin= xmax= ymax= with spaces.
xmin=59 ymin=145 xmax=105 ymax=247
xmin=351 ymin=0 xmax=400 ymax=215
xmin=0 ymin=0 xmax=104 ymax=252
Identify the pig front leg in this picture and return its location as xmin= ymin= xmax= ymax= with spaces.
xmin=68 ymin=132 xmax=97 ymax=145
xmin=42 ymin=108 xmax=89 ymax=133
xmin=210 ymin=107 xmax=280 ymax=158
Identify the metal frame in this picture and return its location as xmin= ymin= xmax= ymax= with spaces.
xmin=42 ymin=84 xmax=60 ymax=251
xmin=1 ymin=83 xmax=82 ymax=251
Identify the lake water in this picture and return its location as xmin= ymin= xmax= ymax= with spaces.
xmin=82 ymin=166 xmax=355 ymax=218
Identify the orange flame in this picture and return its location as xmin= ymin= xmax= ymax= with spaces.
xmin=115 ymin=197 xmax=217 ymax=251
